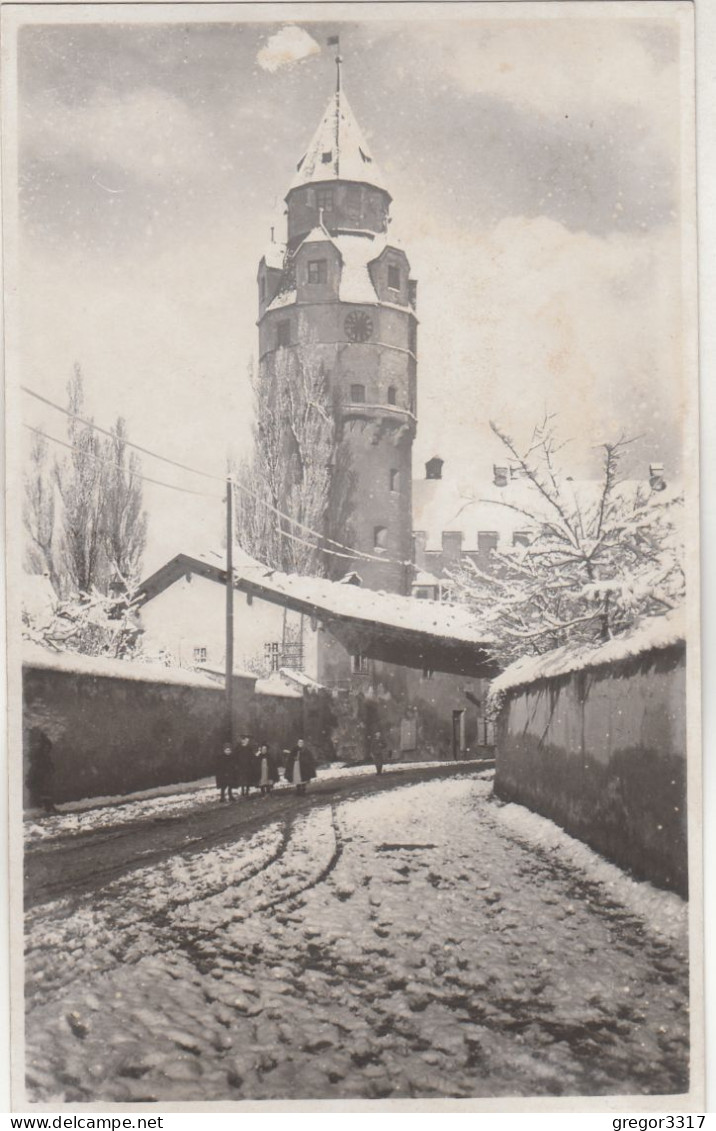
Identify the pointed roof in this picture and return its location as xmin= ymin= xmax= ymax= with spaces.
xmin=290 ymin=89 xmax=390 ymax=196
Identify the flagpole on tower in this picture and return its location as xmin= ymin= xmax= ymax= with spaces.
xmin=328 ymin=34 xmax=341 ymax=93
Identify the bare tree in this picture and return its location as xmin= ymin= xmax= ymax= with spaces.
xmin=448 ymin=417 xmax=685 ymax=666
xmin=234 ymin=348 xmax=354 ymax=577
xmin=24 ymin=365 xmax=148 ymax=602
xmin=23 ymin=432 xmax=61 ymax=593
xmin=102 ymin=417 xmax=148 ymax=587
xmin=54 ymin=365 xmax=111 ymax=594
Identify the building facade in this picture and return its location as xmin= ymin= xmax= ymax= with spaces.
xmin=257 ymin=73 xmax=418 ymax=595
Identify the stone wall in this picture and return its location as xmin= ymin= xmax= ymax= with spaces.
xmin=22 ymin=660 xmax=329 ymax=805
xmin=494 ymin=644 xmax=687 ymax=895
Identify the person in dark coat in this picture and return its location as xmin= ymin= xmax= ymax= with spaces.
xmin=236 ymin=734 xmax=254 ymax=797
xmin=26 ymin=728 xmax=57 ymax=814
xmin=370 ymin=731 xmax=386 ymax=775
xmin=284 ymin=738 xmax=316 ymax=795
xmin=216 ymin=742 xmax=235 ymax=802
xmin=256 ymin=743 xmax=279 ymax=795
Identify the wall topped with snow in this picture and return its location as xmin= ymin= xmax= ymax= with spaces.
xmin=22 ymin=643 xmax=227 ymax=690
xmin=490 ymin=610 xmax=684 ymax=700
xmin=494 ymin=625 xmax=687 ymax=897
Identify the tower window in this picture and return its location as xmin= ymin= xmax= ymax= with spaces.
xmin=350 ymin=384 xmax=365 ymax=404
xmin=321 ymin=151 xmax=332 ymax=164
xmin=265 ymin=641 xmax=280 ymax=673
xmin=308 ymin=260 xmax=327 ymax=284
xmin=259 ymin=277 xmax=266 ymax=302
xmin=317 ymin=188 xmax=334 ymax=212
xmin=347 ymin=186 xmax=361 ymax=218
xmin=478 ymin=531 xmax=499 ymax=555
xmin=387 ymin=265 xmax=401 ymax=291
xmin=276 ymin=320 xmax=290 ymax=348
xmin=387 ymin=386 xmax=397 ymax=405
xmin=193 ymin=646 xmax=207 ymax=663
xmin=374 ymin=526 xmax=388 ymax=551
xmin=351 ymin=653 xmax=369 ymax=674
xmin=389 ymin=469 xmax=399 ymax=492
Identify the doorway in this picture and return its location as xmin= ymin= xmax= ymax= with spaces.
xmin=452 ymin=709 xmax=466 ymax=760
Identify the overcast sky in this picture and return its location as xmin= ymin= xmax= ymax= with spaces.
xmin=15 ymin=6 xmax=691 ymax=572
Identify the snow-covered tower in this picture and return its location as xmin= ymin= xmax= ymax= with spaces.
xmin=256 ymin=61 xmax=418 ymax=594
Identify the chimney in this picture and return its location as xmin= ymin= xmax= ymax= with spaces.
xmin=649 ymin=462 xmax=666 ymax=492
xmin=493 ymin=465 xmax=509 ymax=487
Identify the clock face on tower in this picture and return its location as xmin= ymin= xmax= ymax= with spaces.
xmin=344 ymin=311 xmax=374 ymax=342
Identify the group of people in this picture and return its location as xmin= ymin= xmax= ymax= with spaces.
xmin=215 ymin=735 xmax=316 ymax=803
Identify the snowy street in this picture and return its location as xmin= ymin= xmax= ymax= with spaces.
xmin=24 ymin=773 xmax=689 ymax=1103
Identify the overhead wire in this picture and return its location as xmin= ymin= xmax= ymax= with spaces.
xmin=23 ymin=424 xmax=221 ymax=500
xmin=21 ymin=383 xmax=416 ymax=572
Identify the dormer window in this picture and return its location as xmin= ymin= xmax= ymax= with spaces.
xmin=317 ymin=188 xmax=334 ymax=212
xmin=308 ymin=260 xmax=327 ymax=284
xmin=387 ymin=265 xmax=401 ymax=291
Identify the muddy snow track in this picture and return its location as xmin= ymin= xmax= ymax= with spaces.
xmin=24 ymin=762 xmax=488 ymax=909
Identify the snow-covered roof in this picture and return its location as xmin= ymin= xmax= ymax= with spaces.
xmin=290 ymin=89 xmax=389 ymax=195
xmin=490 ymin=610 xmax=685 ymax=699
xmin=254 ymin=675 xmax=303 ymax=699
xmin=278 ymin=667 xmax=327 ymax=692
xmin=262 ymin=241 xmax=286 ymax=271
xmin=22 ymin=643 xmax=225 ymax=689
xmin=266 ymin=288 xmax=297 ymax=312
xmin=266 ymin=231 xmax=409 ymax=312
xmin=412 ymin=570 xmax=442 ymax=588
xmin=216 ymin=553 xmax=490 ymax=647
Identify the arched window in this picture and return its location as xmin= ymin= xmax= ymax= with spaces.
xmin=387 ymin=386 xmax=397 ymax=405
xmin=350 ymin=384 xmax=366 ymax=404
xmin=389 ymin=469 xmax=399 ymax=492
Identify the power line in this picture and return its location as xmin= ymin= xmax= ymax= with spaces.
xmin=22 ymin=383 xmax=415 ymax=573
xmin=22 ymin=385 xmax=224 ymax=483
xmin=23 ymin=424 xmax=221 ymax=500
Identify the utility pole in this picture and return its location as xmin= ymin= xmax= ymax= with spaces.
xmin=225 ymin=476 xmax=234 ymax=747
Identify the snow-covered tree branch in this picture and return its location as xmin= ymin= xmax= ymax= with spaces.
xmin=448 ymin=419 xmax=685 ymax=666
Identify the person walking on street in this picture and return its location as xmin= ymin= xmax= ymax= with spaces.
xmin=371 ymin=731 xmax=385 ymax=775
xmin=257 ymin=743 xmax=279 ymax=795
xmin=285 ymin=738 xmax=316 ymax=796
xmin=236 ymin=734 xmax=254 ymax=798
xmin=26 ymin=727 xmax=58 ymax=815
xmin=216 ymin=741 xmax=235 ymax=802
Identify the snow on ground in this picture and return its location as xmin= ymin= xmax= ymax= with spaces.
xmin=24 ymin=775 xmax=689 ymax=1103
xmin=491 ymin=800 xmax=687 ymax=947
xmin=23 ymin=759 xmax=474 ymax=846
